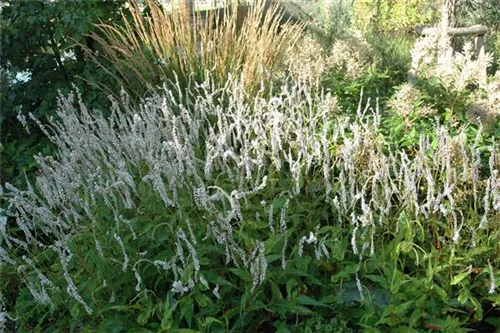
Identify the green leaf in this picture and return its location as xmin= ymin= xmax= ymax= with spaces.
xmin=467 ymin=247 xmax=492 ymax=257
xmin=408 ymin=308 xmax=424 ymax=328
xmin=365 ymin=274 xmax=389 ymax=289
xmin=375 ymin=301 xmax=413 ymax=326
xmin=161 ymin=299 xmax=177 ymax=331
xmin=485 ymin=316 xmax=500 ymax=327
xmin=228 ymin=268 xmax=252 ymax=282
xmin=264 ymin=232 xmax=285 ymax=251
xmin=180 ymin=298 xmax=194 ymax=327
xmin=265 ymin=254 xmax=282 ymax=264
xmin=375 ymin=316 xmax=401 ymax=326
xmin=270 ymin=281 xmax=283 ymax=301
xmin=424 ymin=318 xmax=447 ymax=330
xmin=286 ymin=278 xmax=298 ymax=299
xmin=470 ymin=296 xmax=483 ymax=321
xmin=432 ymin=285 xmax=449 ymax=302
xmin=137 ymin=308 xmax=153 ymax=326
xmin=203 ymin=317 xmax=223 ymax=328
xmin=457 ymin=288 xmax=470 ymax=304
xmin=358 ymin=325 xmax=384 ymax=333
xmin=319 ymin=294 xmax=337 ymax=304
xmin=295 ymin=294 xmax=325 ymax=307
xmin=393 ymin=328 xmax=421 ymax=333
xmin=195 ymin=293 xmax=213 ymax=308
xmin=274 ymin=300 xmax=314 ymax=315
xmin=331 ymin=263 xmax=358 ymax=283
xmin=450 ymin=272 xmax=470 ymax=285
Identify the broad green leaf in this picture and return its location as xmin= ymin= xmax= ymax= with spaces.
xmin=274 ymin=300 xmax=314 ymax=315
xmin=457 ymin=288 xmax=470 ymax=304
xmin=432 ymin=285 xmax=449 ymax=302
xmin=450 ymin=272 xmax=470 ymax=285
xmin=195 ymin=293 xmax=213 ymax=308
xmin=265 ymin=254 xmax=282 ymax=264
xmin=137 ymin=308 xmax=152 ymax=326
xmin=331 ymin=263 xmax=358 ymax=283
xmin=228 ymin=268 xmax=252 ymax=282
xmin=180 ymin=299 xmax=194 ymax=327
xmin=393 ymin=328 xmax=421 ymax=333
xmin=295 ymin=294 xmax=324 ymax=307
xmin=161 ymin=299 xmax=178 ymax=331
xmin=270 ymin=280 xmax=283 ymax=300
xmin=203 ymin=317 xmax=223 ymax=329
xmin=319 ymin=294 xmax=336 ymax=304
xmin=365 ymin=274 xmax=389 ymax=289
xmin=408 ymin=308 xmax=424 ymax=327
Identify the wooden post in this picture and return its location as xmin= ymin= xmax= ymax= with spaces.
xmin=187 ymin=0 xmax=194 ymax=14
xmin=415 ymin=25 xmax=488 ymax=37
xmin=475 ymin=34 xmax=485 ymax=56
xmin=475 ymin=34 xmax=487 ymax=86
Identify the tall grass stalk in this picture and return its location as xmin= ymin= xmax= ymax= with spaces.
xmin=85 ymin=0 xmax=303 ymax=98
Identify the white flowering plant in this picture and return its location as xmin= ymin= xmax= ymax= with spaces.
xmin=1 ymin=66 xmax=499 ymax=331
xmin=408 ymin=20 xmax=499 ymax=132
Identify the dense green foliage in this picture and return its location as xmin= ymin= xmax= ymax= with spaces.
xmin=457 ymin=0 xmax=500 ymax=30
xmin=352 ymin=0 xmax=439 ymax=34
xmin=0 ymin=0 xmax=125 ymax=187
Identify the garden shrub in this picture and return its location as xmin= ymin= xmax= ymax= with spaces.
xmin=311 ymin=0 xmax=354 ymax=46
xmin=0 ymin=0 xmax=125 ymax=188
xmin=364 ymin=33 xmax=416 ymax=86
xmin=409 ymin=21 xmax=500 ymax=131
xmin=288 ymin=32 xmax=373 ymax=86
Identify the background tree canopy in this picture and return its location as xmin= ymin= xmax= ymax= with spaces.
xmin=0 ymin=0 xmax=125 ymax=186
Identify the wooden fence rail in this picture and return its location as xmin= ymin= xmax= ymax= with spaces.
xmin=415 ymin=24 xmax=488 ymax=56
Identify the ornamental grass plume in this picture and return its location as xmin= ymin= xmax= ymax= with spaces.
xmin=85 ymin=0 xmax=303 ymax=98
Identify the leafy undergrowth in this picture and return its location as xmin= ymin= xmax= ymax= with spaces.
xmin=1 ymin=72 xmax=499 ymax=332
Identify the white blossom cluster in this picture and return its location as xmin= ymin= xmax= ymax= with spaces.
xmin=1 ymin=73 xmax=498 ymax=316
xmin=411 ymin=32 xmax=493 ymax=92
xmin=387 ymin=82 xmax=436 ymax=124
xmin=409 ymin=15 xmax=499 ymax=127
xmin=287 ymin=32 xmax=372 ymax=86
xmin=0 ymin=308 xmax=8 ymax=333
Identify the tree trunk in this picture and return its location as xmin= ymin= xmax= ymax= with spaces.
xmin=440 ymin=0 xmax=458 ymax=56
xmin=442 ymin=0 xmax=457 ymax=28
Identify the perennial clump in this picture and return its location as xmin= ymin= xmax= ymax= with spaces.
xmin=287 ymin=32 xmax=372 ymax=85
xmin=409 ymin=18 xmax=499 ymax=127
xmin=1 ymin=74 xmax=498 ymax=321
